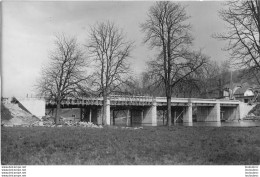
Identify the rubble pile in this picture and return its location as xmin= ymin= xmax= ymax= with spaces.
xmin=41 ymin=116 xmax=55 ymax=126
xmin=121 ymin=126 xmax=143 ymax=130
xmin=31 ymin=118 xmax=103 ymax=128
xmin=77 ymin=121 xmax=103 ymax=128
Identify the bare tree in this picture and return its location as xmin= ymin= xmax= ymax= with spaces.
xmin=214 ymin=0 xmax=259 ymax=82
xmin=141 ymin=1 xmax=207 ymax=126
xmin=86 ymin=21 xmax=134 ymax=125
xmin=192 ymin=60 xmax=222 ymax=99
xmin=239 ymin=66 xmax=260 ymax=85
xmin=36 ymin=34 xmax=88 ymax=125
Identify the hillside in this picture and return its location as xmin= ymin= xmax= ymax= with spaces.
xmin=248 ymin=104 xmax=260 ymax=116
xmin=1 ymin=103 xmax=40 ymax=126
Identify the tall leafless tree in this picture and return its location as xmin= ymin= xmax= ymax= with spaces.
xmin=214 ymin=0 xmax=259 ymax=83
xmin=36 ymin=34 xmax=88 ymax=125
xmin=141 ymin=1 xmax=207 ymax=126
xmin=86 ymin=21 xmax=134 ymax=125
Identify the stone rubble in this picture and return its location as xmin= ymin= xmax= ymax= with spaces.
xmin=121 ymin=126 xmax=143 ymax=130
xmin=31 ymin=118 xmax=103 ymax=128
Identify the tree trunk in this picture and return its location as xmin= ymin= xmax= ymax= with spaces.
xmin=163 ymin=110 xmax=165 ymax=125
xmin=55 ymin=101 xmax=61 ymax=125
xmin=103 ymin=95 xmax=107 ymax=125
xmin=167 ymin=96 xmax=172 ymax=126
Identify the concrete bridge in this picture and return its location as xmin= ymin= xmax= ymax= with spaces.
xmin=45 ymin=95 xmax=250 ymax=126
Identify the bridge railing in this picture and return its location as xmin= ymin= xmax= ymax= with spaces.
xmin=156 ymin=97 xmax=241 ymax=104
xmin=45 ymin=95 xmax=241 ymax=105
xmin=46 ymin=95 xmax=154 ymax=105
xmin=155 ymin=97 xmax=216 ymax=102
xmin=110 ymin=95 xmax=154 ymax=102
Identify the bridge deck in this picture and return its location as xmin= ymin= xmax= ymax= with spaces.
xmin=45 ymin=96 xmax=240 ymax=107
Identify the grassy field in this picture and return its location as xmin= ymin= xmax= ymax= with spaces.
xmin=1 ymin=126 xmax=260 ymax=165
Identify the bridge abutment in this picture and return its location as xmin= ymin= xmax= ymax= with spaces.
xmin=197 ymin=103 xmax=220 ymax=122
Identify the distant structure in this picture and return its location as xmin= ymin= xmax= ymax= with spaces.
xmin=222 ymin=83 xmax=260 ymax=103
xmin=1 ymin=97 xmax=10 ymax=104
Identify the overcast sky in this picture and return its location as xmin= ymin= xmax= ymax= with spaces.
xmin=1 ymin=1 xmax=229 ymax=98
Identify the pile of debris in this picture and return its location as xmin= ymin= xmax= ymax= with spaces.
xmin=61 ymin=121 xmax=103 ymax=128
xmin=31 ymin=118 xmax=103 ymax=128
xmin=121 ymin=126 xmax=143 ymax=130
xmin=41 ymin=116 xmax=55 ymax=126
xmin=76 ymin=121 xmax=103 ymax=128
xmin=30 ymin=116 xmax=55 ymax=127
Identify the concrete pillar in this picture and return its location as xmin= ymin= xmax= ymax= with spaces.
xmin=97 ymin=107 xmax=102 ymax=125
xmin=142 ymin=101 xmax=157 ymax=126
xmin=105 ymin=99 xmax=110 ymax=125
xmin=89 ymin=108 xmax=92 ymax=122
xmin=183 ymin=103 xmax=192 ymax=124
xmin=126 ymin=109 xmax=131 ymax=127
xmin=197 ymin=103 xmax=220 ymax=122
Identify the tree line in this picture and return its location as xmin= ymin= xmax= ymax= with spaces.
xmin=36 ymin=1 xmax=259 ymax=126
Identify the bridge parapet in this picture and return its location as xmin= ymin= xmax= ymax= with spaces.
xmin=110 ymin=95 xmax=154 ymax=106
xmin=46 ymin=95 xmax=156 ymax=107
xmin=45 ymin=96 xmax=242 ymax=107
xmin=46 ymin=97 xmax=104 ymax=106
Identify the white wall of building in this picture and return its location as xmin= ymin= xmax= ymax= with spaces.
xmin=244 ymin=89 xmax=254 ymax=96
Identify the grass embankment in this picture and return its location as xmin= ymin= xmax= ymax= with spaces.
xmin=1 ymin=104 xmax=13 ymax=121
xmin=248 ymin=104 xmax=260 ymax=116
xmin=2 ymin=126 xmax=260 ymax=165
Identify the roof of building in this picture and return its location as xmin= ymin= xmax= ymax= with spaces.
xmin=234 ymin=84 xmax=253 ymax=95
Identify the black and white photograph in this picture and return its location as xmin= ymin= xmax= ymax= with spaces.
xmin=1 ymin=0 xmax=259 ymax=176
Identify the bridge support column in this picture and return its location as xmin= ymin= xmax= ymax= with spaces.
xmin=142 ymin=101 xmax=157 ymax=126
xmin=89 ymin=108 xmax=92 ymax=123
xmin=126 ymin=109 xmax=131 ymax=127
xmin=97 ymin=107 xmax=102 ymax=125
xmin=183 ymin=103 xmax=192 ymax=125
xmin=105 ymin=100 xmax=110 ymax=125
xmin=197 ymin=103 xmax=220 ymax=122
